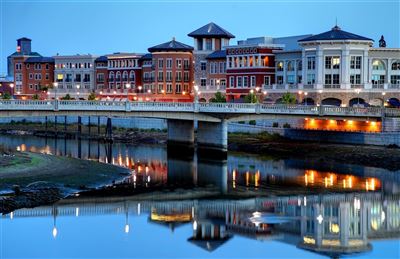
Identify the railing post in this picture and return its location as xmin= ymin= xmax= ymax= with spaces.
xmin=125 ymin=101 xmax=131 ymax=112
xmin=54 ymin=99 xmax=59 ymax=111
xmin=194 ymin=102 xmax=199 ymax=113
xmin=318 ymin=105 xmax=324 ymax=116
xmin=255 ymin=103 xmax=261 ymax=114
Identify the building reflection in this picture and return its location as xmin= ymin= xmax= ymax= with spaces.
xmin=4 ymin=192 xmax=399 ymax=257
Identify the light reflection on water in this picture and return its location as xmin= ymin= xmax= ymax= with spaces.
xmin=1 ymin=134 xmax=400 ymax=258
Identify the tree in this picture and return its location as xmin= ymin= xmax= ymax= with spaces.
xmin=32 ymin=94 xmax=39 ymax=100
xmin=281 ymin=92 xmax=296 ymax=104
xmin=88 ymin=92 xmax=97 ymax=101
xmin=209 ymin=92 xmax=226 ymax=103
xmin=244 ymin=92 xmax=258 ymax=103
xmin=2 ymin=92 xmax=11 ymax=100
xmin=61 ymin=94 xmax=72 ymax=100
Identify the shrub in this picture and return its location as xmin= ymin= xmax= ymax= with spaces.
xmin=283 ymin=123 xmax=291 ymax=128
xmin=238 ymin=121 xmax=245 ymax=124
xmin=249 ymin=120 xmax=256 ymax=125
xmin=272 ymin=122 xmax=279 ymax=127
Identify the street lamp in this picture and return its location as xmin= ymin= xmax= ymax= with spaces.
xmin=304 ymin=92 xmax=308 ymax=106
xmin=10 ymin=83 xmax=14 ymax=99
xmin=216 ymin=79 xmax=220 ymax=90
xmin=76 ymin=84 xmax=80 ymax=99
xmin=53 ymin=82 xmax=58 ymax=100
xmin=355 ymin=88 xmax=361 ymax=106
xmin=125 ymin=83 xmax=131 ymax=101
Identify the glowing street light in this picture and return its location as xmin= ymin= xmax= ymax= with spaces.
xmin=125 ymin=83 xmax=131 ymax=101
xmin=53 ymin=82 xmax=58 ymax=100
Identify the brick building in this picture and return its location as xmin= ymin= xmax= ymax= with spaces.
xmin=23 ymin=57 xmax=55 ymax=98
xmin=95 ymin=56 xmax=108 ymax=91
xmin=146 ymin=38 xmax=194 ymax=102
xmin=225 ymin=38 xmax=282 ymax=102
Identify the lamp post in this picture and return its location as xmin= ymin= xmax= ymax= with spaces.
xmin=10 ymin=83 xmax=14 ymax=99
xmin=382 ymin=92 xmax=386 ymax=107
xmin=216 ymin=79 xmax=220 ymax=91
xmin=298 ymin=90 xmax=303 ymax=105
xmin=53 ymin=82 xmax=58 ymax=100
xmin=318 ymin=89 xmax=323 ymax=105
xmin=125 ymin=83 xmax=131 ymax=101
xmin=304 ymin=92 xmax=308 ymax=106
xmin=76 ymin=84 xmax=80 ymax=99
xmin=355 ymin=88 xmax=361 ymax=106
xmin=138 ymin=85 xmax=142 ymax=101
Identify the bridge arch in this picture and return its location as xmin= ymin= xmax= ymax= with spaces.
xmin=349 ymin=98 xmax=366 ymax=107
xmin=199 ymin=98 xmax=207 ymax=103
xmin=321 ymin=98 xmax=342 ymax=106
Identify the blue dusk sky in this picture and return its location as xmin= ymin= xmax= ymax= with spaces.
xmin=0 ymin=0 xmax=399 ymax=76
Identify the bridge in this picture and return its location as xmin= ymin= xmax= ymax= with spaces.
xmin=1 ymin=100 xmax=399 ymax=151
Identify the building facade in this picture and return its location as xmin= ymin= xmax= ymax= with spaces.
xmin=188 ymin=23 xmax=234 ymax=101
xmin=53 ymin=55 xmax=97 ymax=99
xmin=146 ymin=38 xmax=194 ymax=102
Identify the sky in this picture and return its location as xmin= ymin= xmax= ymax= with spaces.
xmin=0 ymin=0 xmax=399 ymax=76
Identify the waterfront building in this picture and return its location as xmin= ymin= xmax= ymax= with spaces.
xmin=103 ymin=52 xmax=143 ymax=99
xmin=22 ymin=57 xmax=55 ymax=98
xmin=272 ymin=25 xmax=400 ymax=106
xmin=0 ymin=76 xmax=14 ymax=97
xmin=94 ymin=56 xmax=108 ymax=91
xmin=224 ymin=37 xmax=283 ymax=102
xmin=53 ymin=54 xmax=97 ymax=99
xmin=188 ymin=22 xmax=234 ymax=101
xmin=139 ymin=53 xmax=155 ymax=101
xmin=203 ymin=50 xmax=227 ymax=102
xmin=146 ymin=38 xmax=194 ymax=102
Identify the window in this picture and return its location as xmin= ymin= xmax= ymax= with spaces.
xmin=325 ymin=56 xmax=340 ymax=69
xmin=390 ymin=75 xmax=400 ymax=84
xmin=277 ymin=61 xmax=284 ymax=71
xmin=307 ymin=57 xmax=315 ymax=70
xmin=166 ymin=59 xmax=172 ymax=69
xmin=287 ymin=61 xmax=294 ymax=71
xmin=116 ymin=71 xmax=121 ymax=81
xmin=166 ymin=83 xmax=173 ymax=93
xmin=109 ymin=72 xmax=114 ymax=80
xmin=350 ymin=56 xmax=362 ymax=69
xmin=220 ymin=62 xmax=225 ymax=74
xmin=184 ymin=59 xmax=190 ymax=69
xmin=201 ymin=61 xmax=207 ymax=71
xmin=350 ymin=74 xmax=361 ymax=84
xmin=392 ymin=61 xmax=400 ymax=70
xmin=26 ymin=64 xmax=30 ymax=69
xmin=264 ymin=76 xmax=270 ymax=85
xmin=206 ymin=39 xmax=212 ymax=50
xmin=229 ymin=77 xmax=234 ymax=87
xmin=325 ymin=74 xmax=332 ymax=85
xmin=250 ymin=76 xmax=256 ymax=87
xmin=372 ymin=75 xmax=385 ymax=85
xmin=29 ymin=84 xmax=33 ymax=89
xmin=297 ymin=75 xmax=302 ymax=84
xmin=84 ymin=74 xmax=90 ymax=82
xmin=184 ymin=71 xmax=190 ymax=82
xmin=166 ymin=71 xmax=172 ymax=82
xmin=158 ymin=59 xmax=164 ymax=69
xmin=176 ymin=71 xmax=182 ymax=81
xmin=15 ymin=63 xmax=22 ymax=70
xmin=46 ymin=64 xmax=49 ymax=70
xmin=158 ymin=84 xmax=163 ymax=93
xmin=306 ymin=74 xmax=315 ymax=84
xmin=45 ymin=73 xmax=49 ymax=80
xmin=197 ymin=39 xmax=203 ymax=51
xmin=175 ymin=83 xmax=181 ymax=93
xmin=183 ymin=84 xmax=189 ymax=92
xmin=158 ymin=71 xmax=164 ymax=81
xmin=237 ymin=76 xmax=242 ymax=88
xmin=122 ymin=71 xmax=128 ymax=81
xmin=97 ymin=73 xmax=104 ymax=83
xmin=129 ymin=71 xmax=135 ymax=82
xmin=297 ymin=61 xmax=302 ymax=71
xmin=287 ymin=75 xmax=295 ymax=84
xmin=277 ymin=76 xmax=283 ymax=84
xmin=200 ymin=78 xmax=207 ymax=87
xmin=332 ymin=74 xmax=340 ymax=84
xmin=176 ymin=59 xmax=182 ymax=69
xmin=243 ymin=76 xmax=248 ymax=87
xmin=29 ymin=73 xmax=33 ymax=79
xmin=372 ymin=60 xmax=385 ymax=70
xmin=220 ymin=79 xmax=226 ymax=87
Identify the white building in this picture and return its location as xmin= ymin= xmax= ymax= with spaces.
xmin=53 ymin=54 xmax=97 ymax=99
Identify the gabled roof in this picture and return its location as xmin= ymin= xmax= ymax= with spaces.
xmin=298 ymin=25 xmax=373 ymax=42
xmin=206 ymin=50 xmax=226 ymax=59
xmin=188 ymin=22 xmax=235 ymax=39
xmin=148 ymin=38 xmax=194 ymax=53
xmin=25 ymin=57 xmax=54 ymax=63
xmin=95 ymin=56 xmax=108 ymax=62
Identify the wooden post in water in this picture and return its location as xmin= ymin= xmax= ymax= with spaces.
xmin=88 ymin=116 xmax=91 ymax=136
xmin=54 ymin=116 xmax=57 ymax=136
xmin=64 ymin=116 xmax=67 ymax=133
xmin=97 ymin=116 xmax=101 ymax=135
xmin=45 ymin=116 xmax=48 ymax=137
xmin=77 ymin=116 xmax=82 ymax=139
xmin=105 ymin=117 xmax=113 ymax=141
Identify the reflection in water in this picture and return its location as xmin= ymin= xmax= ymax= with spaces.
xmin=2 ymin=193 xmax=400 ymax=258
xmin=1 ymin=134 xmax=400 ymax=257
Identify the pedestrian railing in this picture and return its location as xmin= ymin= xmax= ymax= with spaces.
xmin=0 ymin=100 xmax=399 ymax=118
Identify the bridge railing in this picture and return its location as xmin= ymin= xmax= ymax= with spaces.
xmin=260 ymin=104 xmax=319 ymax=115
xmin=198 ymin=103 xmax=256 ymax=113
xmin=0 ymin=100 xmax=55 ymax=110
xmin=320 ymin=106 xmax=383 ymax=117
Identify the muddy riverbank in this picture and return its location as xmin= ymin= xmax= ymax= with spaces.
xmin=0 ymin=146 xmax=131 ymax=213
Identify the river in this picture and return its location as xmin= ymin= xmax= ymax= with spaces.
xmin=1 ymin=134 xmax=399 ymax=258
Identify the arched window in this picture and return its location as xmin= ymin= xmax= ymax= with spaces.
xmin=122 ymin=71 xmax=128 ymax=81
xmin=109 ymin=71 xmax=114 ymax=80
xmin=129 ymin=71 xmax=135 ymax=82
xmin=287 ymin=61 xmax=294 ymax=71
xmin=116 ymin=71 xmax=121 ymax=81
xmin=277 ymin=61 xmax=284 ymax=71
xmin=392 ymin=61 xmax=400 ymax=70
xmin=372 ymin=60 xmax=385 ymax=70
xmin=297 ymin=61 xmax=302 ymax=71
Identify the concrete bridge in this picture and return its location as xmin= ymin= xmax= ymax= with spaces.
xmin=1 ymin=100 xmax=399 ymax=151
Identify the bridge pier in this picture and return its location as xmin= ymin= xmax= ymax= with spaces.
xmin=197 ymin=120 xmax=228 ymax=159
xmin=167 ymin=119 xmax=194 ymax=146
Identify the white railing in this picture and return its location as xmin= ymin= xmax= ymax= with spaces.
xmin=0 ymin=100 xmax=398 ymax=118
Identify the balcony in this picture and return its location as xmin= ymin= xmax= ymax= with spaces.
xmin=372 ymin=84 xmax=384 ymax=89
xmin=262 ymin=84 xmax=273 ymax=89
xmin=323 ymin=84 xmax=340 ymax=89
xmin=389 ymin=84 xmax=400 ymax=89
xmin=351 ymin=84 xmax=363 ymax=89
xmin=303 ymin=84 xmax=315 ymax=89
xmin=276 ymin=84 xmax=286 ymax=90
xmin=288 ymin=84 xmax=298 ymax=89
